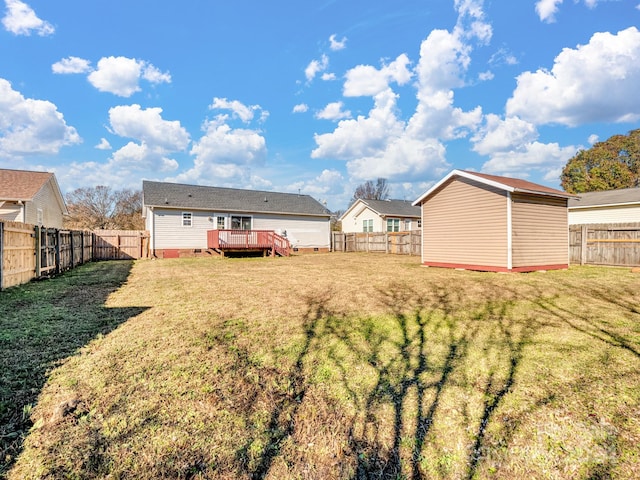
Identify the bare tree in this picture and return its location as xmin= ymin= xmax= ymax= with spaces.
xmin=351 ymin=178 xmax=390 ymax=203
xmin=64 ymin=186 xmax=144 ymax=230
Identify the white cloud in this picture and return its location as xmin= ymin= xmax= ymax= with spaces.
xmin=343 ymin=54 xmax=412 ymax=97
xmin=0 ymin=78 xmax=80 ymax=157
xmin=95 ymin=138 xmax=111 ymax=150
xmin=305 ymin=54 xmax=329 ymax=82
xmin=210 ymin=97 xmax=266 ymax=123
xmin=2 ymin=0 xmax=54 ymax=36
xmin=478 ymin=70 xmax=494 ymax=81
xmin=288 ymin=169 xmax=345 ymax=198
xmin=292 ymin=103 xmax=309 ymax=113
xmin=312 ymin=3 xmax=488 ymax=183
xmin=480 ymin=141 xmax=577 ymax=180
xmin=312 ymin=89 xmax=405 ymax=161
xmin=190 ymin=121 xmax=266 ymax=166
xmin=315 ymin=102 xmax=351 ymax=121
xmin=329 ymin=34 xmax=347 ymax=51
xmin=142 ymin=64 xmax=172 ymax=84
xmin=108 ymin=104 xmax=190 ymax=151
xmin=506 ymin=27 xmax=640 ymax=126
xmin=52 ymin=56 xmax=92 ymax=74
xmin=535 ymin=0 xmax=563 ymax=23
xmin=87 ymin=56 xmax=170 ymax=97
xmin=471 ymin=115 xmax=538 ymax=156
xmin=321 ymin=72 xmax=336 ymax=81
xmin=104 ymin=104 xmax=188 ymax=173
xmin=588 ymin=134 xmax=599 ymax=145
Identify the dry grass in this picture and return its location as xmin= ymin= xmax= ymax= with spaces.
xmin=3 ymin=253 xmax=640 ymax=479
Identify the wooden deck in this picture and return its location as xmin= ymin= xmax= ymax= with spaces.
xmin=207 ymin=230 xmax=291 ymax=257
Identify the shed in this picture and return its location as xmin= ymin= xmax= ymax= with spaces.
xmin=412 ymin=170 xmax=575 ymax=272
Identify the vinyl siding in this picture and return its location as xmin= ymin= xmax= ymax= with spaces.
xmin=0 ymin=202 xmax=22 ymax=222
xmin=511 ymin=193 xmax=568 ymax=267
xmin=341 ymin=206 xmax=385 ymax=233
xmin=421 ymin=177 xmax=508 ymax=268
xmin=25 ymin=181 xmax=64 ymax=228
xmin=253 ymin=215 xmax=330 ymax=249
xmin=568 ymin=204 xmax=640 ymax=225
xmin=150 ymin=208 xmax=330 ymax=250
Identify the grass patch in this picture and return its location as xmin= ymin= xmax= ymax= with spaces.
xmin=3 ymin=254 xmax=640 ymax=479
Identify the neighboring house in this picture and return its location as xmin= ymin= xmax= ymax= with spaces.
xmin=568 ymin=187 xmax=640 ymax=224
xmin=339 ymin=198 xmax=421 ymax=233
xmin=142 ymin=180 xmax=332 ymax=257
xmin=413 ymin=169 xmax=575 ymax=272
xmin=0 ymin=168 xmax=68 ymax=228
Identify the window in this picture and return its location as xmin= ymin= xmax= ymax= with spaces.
xmin=418 ymin=219 xmax=422 ymax=228
xmin=404 ymin=219 xmax=411 ymax=231
xmin=387 ymin=218 xmax=400 ymax=232
xmin=37 ymin=208 xmax=43 ymax=225
xmin=217 ymin=216 xmax=225 ymax=229
xmin=231 ymin=216 xmax=251 ymax=230
xmin=182 ymin=212 xmax=192 ymax=227
xmin=362 ymin=219 xmax=373 ymax=232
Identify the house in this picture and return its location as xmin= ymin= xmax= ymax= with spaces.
xmin=0 ymin=168 xmax=68 ymax=228
xmin=412 ymin=169 xmax=575 ymax=272
xmin=568 ymin=187 xmax=640 ymax=225
xmin=339 ymin=198 xmax=421 ymax=233
xmin=142 ymin=180 xmax=332 ymax=257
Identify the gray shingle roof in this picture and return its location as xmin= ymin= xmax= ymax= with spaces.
xmin=568 ymin=187 xmax=640 ymax=208
xmin=142 ymin=180 xmax=331 ymax=217
xmin=357 ymin=199 xmax=421 ymax=217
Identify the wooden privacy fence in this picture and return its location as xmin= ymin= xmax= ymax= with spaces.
xmin=570 ymin=223 xmax=640 ymax=267
xmin=332 ymin=231 xmax=421 ymax=256
xmin=0 ymin=221 xmax=150 ymax=290
xmin=93 ymin=230 xmax=149 ymax=260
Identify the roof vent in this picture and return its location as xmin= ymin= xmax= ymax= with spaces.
xmin=264 ymin=196 xmax=268 ymax=202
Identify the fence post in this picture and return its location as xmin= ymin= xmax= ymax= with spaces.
xmin=34 ymin=225 xmax=41 ymax=277
xmin=580 ymin=225 xmax=588 ymax=265
xmin=55 ymin=229 xmax=61 ymax=274
xmin=0 ymin=221 xmax=4 ymax=291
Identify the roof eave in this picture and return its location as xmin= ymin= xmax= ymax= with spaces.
xmin=147 ymin=204 xmax=330 ymax=217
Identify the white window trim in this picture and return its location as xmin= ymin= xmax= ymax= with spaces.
xmin=182 ymin=211 xmax=193 ymax=227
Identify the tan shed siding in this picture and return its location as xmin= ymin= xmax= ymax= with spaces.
xmin=511 ymin=194 xmax=568 ymax=267
xmin=422 ymin=177 xmax=508 ymax=267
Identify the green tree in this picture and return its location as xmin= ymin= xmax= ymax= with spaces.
xmin=561 ymin=128 xmax=640 ymax=193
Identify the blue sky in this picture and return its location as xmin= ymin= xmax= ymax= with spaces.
xmin=1 ymin=0 xmax=639 ymax=211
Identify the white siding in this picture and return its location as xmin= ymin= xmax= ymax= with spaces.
xmin=341 ymin=205 xmax=385 ymax=233
xmin=568 ymin=205 xmax=640 ymax=225
xmin=0 ymin=202 xmax=22 ymax=222
xmin=150 ymin=208 xmax=330 ymax=250
xmin=25 ymin=180 xmax=64 ymax=228
xmin=253 ymin=214 xmax=330 ymax=249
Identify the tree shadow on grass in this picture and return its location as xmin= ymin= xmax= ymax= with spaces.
xmin=317 ymin=279 xmax=544 ymax=480
xmin=0 ymin=261 xmax=148 ymax=475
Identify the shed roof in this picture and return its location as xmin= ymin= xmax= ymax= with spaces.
xmin=0 ymin=169 xmax=56 ymax=201
xmin=142 ymin=180 xmax=331 ymax=217
xmin=339 ymin=198 xmax=420 ymax=221
xmin=568 ymin=187 xmax=640 ymax=209
xmin=413 ymin=169 xmax=574 ymax=205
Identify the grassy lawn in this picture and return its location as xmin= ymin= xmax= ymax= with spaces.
xmin=2 ymin=254 xmax=639 ymax=479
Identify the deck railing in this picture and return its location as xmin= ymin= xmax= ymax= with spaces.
xmin=207 ymin=230 xmax=290 ymax=256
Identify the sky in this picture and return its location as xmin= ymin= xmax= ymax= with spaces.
xmin=1 ymin=0 xmax=639 ymax=211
